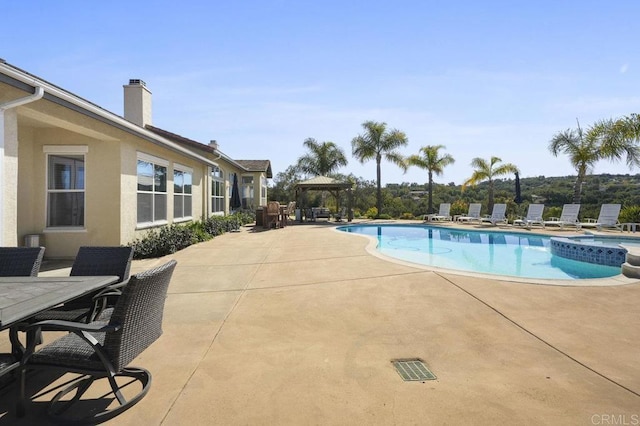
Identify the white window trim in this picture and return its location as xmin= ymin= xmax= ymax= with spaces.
xmin=44 ymin=146 xmax=88 ymax=231
xmin=136 ymin=154 xmax=168 ymax=228
xmin=210 ymin=165 xmax=225 ymax=215
xmin=173 ymin=165 xmax=193 ymax=222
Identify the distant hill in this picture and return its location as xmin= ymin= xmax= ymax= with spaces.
xmin=387 ymin=173 xmax=640 ymax=219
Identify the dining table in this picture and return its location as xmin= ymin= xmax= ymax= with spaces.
xmin=0 ymin=275 xmax=119 ymax=376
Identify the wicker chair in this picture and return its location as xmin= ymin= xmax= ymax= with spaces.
xmin=266 ymin=201 xmax=281 ymax=229
xmin=18 ymin=259 xmax=177 ymax=423
xmin=0 ymin=247 xmax=45 ymax=277
xmin=0 ymin=247 xmax=45 ymax=379
xmin=34 ymin=246 xmax=134 ymax=323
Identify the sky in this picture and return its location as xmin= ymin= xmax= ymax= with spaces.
xmin=3 ymin=1 xmax=640 ymax=185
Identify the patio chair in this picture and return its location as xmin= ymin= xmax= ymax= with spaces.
xmin=266 ymin=201 xmax=281 ymax=229
xmin=0 ymin=246 xmax=45 ymax=277
xmin=334 ymin=207 xmax=347 ymax=222
xmin=33 ymin=246 xmax=134 ymax=323
xmin=543 ymin=204 xmax=581 ymax=230
xmin=480 ymin=203 xmax=507 ymax=226
xmin=580 ymin=204 xmax=622 ymax=231
xmin=17 ymin=260 xmax=177 ymax=424
xmin=456 ymin=203 xmax=482 ymax=223
xmin=424 ymin=203 xmax=451 ymax=222
xmin=513 ymin=204 xmax=545 ymax=229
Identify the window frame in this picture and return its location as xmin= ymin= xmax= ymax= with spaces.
xmin=210 ymin=165 xmax=225 ymax=215
xmin=44 ymin=145 xmax=88 ymax=231
xmin=173 ymin=163 xmax=193 ymax=222
xmin=137 ymin=153 xmax=169 ymax=229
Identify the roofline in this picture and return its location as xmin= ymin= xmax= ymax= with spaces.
xmin=0 ymin=60 xmax=222 ymax=168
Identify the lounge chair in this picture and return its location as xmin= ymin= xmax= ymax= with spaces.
xmin=480 ymin=203 xmax=507 ymax=226
xmin=456 ymin=203 xmax=482 ymax=223
xmin=580 ymin=204 xmax=622 ymax=231
xmin=424 ymin=203 xmax=451 ymax=222
xmin=543 ymin=204 xmax=581 ymax=230
xmin=18 ymin=260 xmax=177 ymax=423
xmin=514 ymin=204 xmax=545 ymax=229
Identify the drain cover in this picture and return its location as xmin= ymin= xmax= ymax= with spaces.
xmin=392 ymin=359 xmax=436 ymax=381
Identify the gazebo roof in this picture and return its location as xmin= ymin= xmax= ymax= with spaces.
xmin=295 ymin=176 xmax=353 ymax=190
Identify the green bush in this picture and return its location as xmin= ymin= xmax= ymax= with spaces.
xmin=377 ymin=213 xmax=392 ymax=219
xmin=400 ymin=212 xmax=415 ymax=220
xmin=131 ymin=212 xmax=256 ymax=259
xmin=365 ymin=207 xmax=378 ymax=219
xmin=620 ymin=205 xmax=640 ymax=223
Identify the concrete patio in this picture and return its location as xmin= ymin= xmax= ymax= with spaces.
xmin=1 ymin=220 xmax=640 ymax=425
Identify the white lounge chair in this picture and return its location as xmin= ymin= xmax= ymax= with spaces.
xmin=457 ymin=203 xmax=482 ymax=223
xmin=480 ymin=203 xmax=507 ymax=226
xmin=580 ymin=204 xmax=622 ymax=231
xmin=543 ymin=204 xmax=581 ymax=230
xmin=514 ymin=204 xmax=545 ymax=229
xmin=424 ymin=203 xmax=451 ymax=222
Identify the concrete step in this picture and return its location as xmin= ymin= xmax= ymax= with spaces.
xmin=621 ymin=262 xmax=640 ymax=279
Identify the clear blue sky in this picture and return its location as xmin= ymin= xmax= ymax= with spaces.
xmin=3 ymin=1 xmax=639 ymax=185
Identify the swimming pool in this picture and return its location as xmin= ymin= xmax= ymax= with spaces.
xmin=338 ymin=224 xmax=623 ymax=280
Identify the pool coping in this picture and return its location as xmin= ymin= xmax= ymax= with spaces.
xmin=335 ymin=222 xmax=640 ymax=287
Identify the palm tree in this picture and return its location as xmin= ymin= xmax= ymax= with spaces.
xmin=590 ymin=114 xmax=640 ymax=169
xmin=351 ymin=121 xmax=408 ymax=215
xmin=463 ymin=156 xmax=519 ymax=212
xmin=406 ymin=145 xmax=455 ymax=214
xmin=548 ymin=124 xmax=600 ymax=204
xmin=296 ymin=138 xmax=348 ymax=176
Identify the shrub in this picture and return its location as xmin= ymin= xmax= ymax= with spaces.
xmin=544 ymin=206 xmax=562 ymax=220
xmin=450 ymin=200 xmax=468 ymax=216
xmin=365 ymin=207 xmax=378 ymax=219
xmin=377 ymin=213 xmax=392 ymax=220
xmin=400 ymin=212 xmax=415 ymax=220
xmin=620 ymin=205 xmax=640 ymax=223
xmin=131 ymin=212 xmax=256 ymax=259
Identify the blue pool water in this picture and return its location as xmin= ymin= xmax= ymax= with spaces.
xmin=338 ymin=224 xmax=623 ymax=280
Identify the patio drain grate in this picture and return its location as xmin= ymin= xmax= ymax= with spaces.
xmin=392 ymin=359 xmax=436 ymax=381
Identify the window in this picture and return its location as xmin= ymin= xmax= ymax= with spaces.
xmin=260 ymin=175 xmax=267 ymax=205
xmin=137 ymin=155 xmax=167 ymax=225
xmin=174 ymin=167 xmax=193 ymax=220
xmin=47 ymin=154 xmax=85 ymax=227
xmin=211 ymin=166 xmax=224 ymax=214
xmin=241 ymin=175 xmax=254 ymax=210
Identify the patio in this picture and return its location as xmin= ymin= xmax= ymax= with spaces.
xmin=1 ymin=220 xmax=639 ymax=424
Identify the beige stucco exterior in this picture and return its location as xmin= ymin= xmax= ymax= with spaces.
xmin=1 ymin=62 xmax=271 ymax=258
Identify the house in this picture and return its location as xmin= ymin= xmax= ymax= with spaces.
xmin=0 ymin=59 xmax=272 ymax=258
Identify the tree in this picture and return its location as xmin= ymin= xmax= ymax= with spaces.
xmin=548 ymin=124 xmax=599 ymax=204
xmin=463 ymin=156 xmax=519 ymax=212
xmin=351 ymin=120 xmax=408 ymax=215
xmin=296 ymin=138 xmax=348 ymax=177
xmin=591 ymin=114 xmax=640 ymax=169
xmin=406 ymin=145 xmax=455 ymax=214
xmin=550 ymin=117 xmax=640 ymax=204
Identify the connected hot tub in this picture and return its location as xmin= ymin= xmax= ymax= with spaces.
xmin=549 ymin=234 xmax=640 ymax=267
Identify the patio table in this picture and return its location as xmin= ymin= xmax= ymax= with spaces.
xmin=0 ymin=276 xmax=119 ymax=376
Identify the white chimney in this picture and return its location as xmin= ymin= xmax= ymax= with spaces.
xmin=123 ymin=79 xmax=152 ymax=127
xmin=209 ymin=140 xmax=219 ymax=150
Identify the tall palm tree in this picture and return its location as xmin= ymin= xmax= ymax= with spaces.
xmin=590 ymin=114 xmax=640 ymax=169
xmin=406 ymin=145 xmax=455 ymax=214
xmin=548 ymin=124 xmax=600 ymax=204
xmin=351 ymin=121 xmax=408 ymax=215
xmin=296 ymin=138 xmax=348 ymax=177
xmin=463 ymin=156 xmax=519 ymax=212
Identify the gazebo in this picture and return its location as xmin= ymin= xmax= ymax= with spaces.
xmin=294 ymin=176 xmax=354 ymax=222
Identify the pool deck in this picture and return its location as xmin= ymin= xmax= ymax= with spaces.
xmin=2 ymin=219 xmax=640 ymax=424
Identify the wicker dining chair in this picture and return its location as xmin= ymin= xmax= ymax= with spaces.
xmin=34 ymin=246 xmax=134 ymax=323
xmin=0 ymin=247 xmax=45 ymax=277
xmin=18 ymin=259 xmax=177 ymax=424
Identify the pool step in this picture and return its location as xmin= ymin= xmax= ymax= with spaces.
xmin=621 ymin=245 xmax=640 ymax=278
